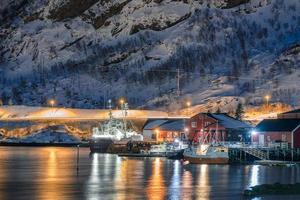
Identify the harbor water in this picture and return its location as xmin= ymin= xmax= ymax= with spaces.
xmin=0 ymin=147 xmax=300 ymax=200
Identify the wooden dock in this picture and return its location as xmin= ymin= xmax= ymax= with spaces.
xmin=229 ymin=147 xmax=300 ymax=163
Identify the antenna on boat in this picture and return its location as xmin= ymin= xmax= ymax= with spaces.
xmin=108 ymin=99 xmax=113 ymax=119
xmin=122 ymin=102 xmax=129 ymax=138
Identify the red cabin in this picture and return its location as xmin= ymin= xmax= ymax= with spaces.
xmin=254 ymin=109 xmax=300 ymax=148
xmin=187 ymin=113 xmax=252 ymax=144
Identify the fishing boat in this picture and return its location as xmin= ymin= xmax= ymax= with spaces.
xmin=89 ymin=100 xmax=143 ymax=153
xmin=118 ymin=139 xmax=188 ymax=158
xmin=183 ymin=144 xmax=229 ymax=164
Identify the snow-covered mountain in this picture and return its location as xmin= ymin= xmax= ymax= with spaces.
xmin=0 ymin=0 xmax=299 ymax=110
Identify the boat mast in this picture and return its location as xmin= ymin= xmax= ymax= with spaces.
xmin=108 ymin=99 xmax=113 ymax=119
xmin=122 ymin=102 xmax=128 ymax=138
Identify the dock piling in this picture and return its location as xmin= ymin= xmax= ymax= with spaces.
xmin=76 ymin=144 xmax=80 ymax=174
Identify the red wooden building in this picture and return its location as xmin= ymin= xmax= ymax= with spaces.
xmin=187 ymin=113 xmax=252 ymax=144
xmin=253 ymin=109 xmax=300 ymax=148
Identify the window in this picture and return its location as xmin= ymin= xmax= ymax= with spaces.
xmin=205 ymin=122 xmax=210 ymax=127
xmin=191 ymin=121 xmax=197 ymax=128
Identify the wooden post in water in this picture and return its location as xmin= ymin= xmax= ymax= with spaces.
xmin=291 ymin=148 xmax=294 ymax=162
xmin=240 ymin=149 xmax=242 ymax=162
xmin=77 ymin=144 xmax=80 ymax=173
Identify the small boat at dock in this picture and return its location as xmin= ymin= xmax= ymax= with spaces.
xmin=118 ymin=140 xmax=188 ymax=159
xmin=183 ymin=144 xmax=229 ymax=164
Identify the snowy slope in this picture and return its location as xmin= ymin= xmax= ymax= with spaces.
xmin=0 ymin=0 xmax=299 ymax=110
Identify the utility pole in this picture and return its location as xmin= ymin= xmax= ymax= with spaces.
xmin=177 ymin=68 xmax=180 ymax=97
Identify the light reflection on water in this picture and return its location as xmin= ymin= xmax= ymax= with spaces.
xmin=0 ymin=147 xmax=300 ymax=200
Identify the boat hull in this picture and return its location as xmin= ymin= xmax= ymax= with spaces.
xmin=89 ymin=138 xmax=114 ymax=153
xmin=184 ymin=155 xmax=229 ymax=164
xmin=167 ymin=149 xmax=185 ymax=160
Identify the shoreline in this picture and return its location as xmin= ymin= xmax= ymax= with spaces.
xmin=0 ymin=142 xmax=89 ymax=147
xmin=244 ymin=183 xmax=300 ymax=197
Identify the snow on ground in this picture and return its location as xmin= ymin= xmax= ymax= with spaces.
xmin=0 ymin=105 xmax=170 ymax=120
xmin=0 ymin=0 xmax=299 ymax=111
xmin=4 ymin=126 xmax=81 ymax=143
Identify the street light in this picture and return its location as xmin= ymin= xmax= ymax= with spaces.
xmin=49 ymin=99 xmax=56 ymax=107
xmin=119 ymin=98 xmax=125 ymax=109
xmin=186 ymin=101 xmax=191 ymax=107
xmin=186 ymin=101 xmax=191 ymax=116
xmin=264 ymin=95 xmax=271 ymax=106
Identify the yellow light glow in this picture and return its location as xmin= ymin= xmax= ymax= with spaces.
xmin=49 ymin=99 xmax=56 ymax=107
xmin=186 ymin=101 xmax=191 ymax=107
xmin=264 ymin=95 xmax=270 ymax=101
xmin=29 ymin=108 xmax=77 ymax=119
xmin=119 ymin=98 xmax=125 ymax=105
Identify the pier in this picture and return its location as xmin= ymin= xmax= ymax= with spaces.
xmin=229 ymin=146 xmax=300 ymax=163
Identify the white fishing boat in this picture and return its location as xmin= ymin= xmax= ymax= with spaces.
xmin=90 ymin=100 xmax=143 ymax=153
xmin=183 ymin=144 xmax=229 ymax=164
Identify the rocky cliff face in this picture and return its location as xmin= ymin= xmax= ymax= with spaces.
xmin=0 ymin=0 xmax=299 ymax=110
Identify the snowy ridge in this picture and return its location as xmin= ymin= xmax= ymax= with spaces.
xmin=0 ymin=0 xmax=299 ymax=110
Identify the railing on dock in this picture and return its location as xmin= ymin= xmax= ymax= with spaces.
xmin=228 ymin=146 xmax=300 ymax=163
xmin=241 ymin=148 xmax=269 ymax=160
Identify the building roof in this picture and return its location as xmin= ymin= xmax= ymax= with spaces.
xmin=206 ymin=113 xmax=252 ymax=129
xmin=282 ymin=109 xmax=300 ymax=114
xmin=256 ymin=119 xmax=300 ymax=132
xmin=159 ymin=120 xmax=185 ymax=131
xmin=143 ymin=119 xmax=169 ymax=130
xmin=143 ymin=119 xmax=185 ymax=131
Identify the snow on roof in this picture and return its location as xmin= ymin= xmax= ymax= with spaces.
xmin=159 ymin=120 xmax=185 ymax=131
xmin=143 ymin=119 xmax=169 ymax=130
xmin=144 ymin=119 xmax=185 ymax=131
xmin=208 ymin=113 xmax=252 ymax=129
xmin=282 ymin=108 xmax=300 ymax=114
xmin=256 ymin=119 xmax=300 ymax=132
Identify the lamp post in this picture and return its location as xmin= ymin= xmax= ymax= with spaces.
xmin=119 ymin=98 xmax=124 ymax=107
xmin=265 ymin=95 xmax=271 ymax=107
xmin=186 ymin=101 xmax=191 ymax=116
xmin=49 ymin=99 xmax=55 ymax=108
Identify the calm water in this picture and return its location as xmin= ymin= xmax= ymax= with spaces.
xmin=0 ymin=147 xmax=300 ymax=200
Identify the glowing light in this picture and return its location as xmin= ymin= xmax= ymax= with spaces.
xmin=119 ymin=98 xmax=125 ymax=105
xmin=184 ymin=127 xmax=189 ymax=132
xmin=186 ymin=101 xmax=191 ymax=107
xmin=251 ymin=130 xmax=257 ymax=135
xmin=49 ymin=99 xmax=56 ymax=107
xmin=264 ymin=95 xmax=271 ymax=101
xmin=29 ymin=108 xmax=77 ymax=119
